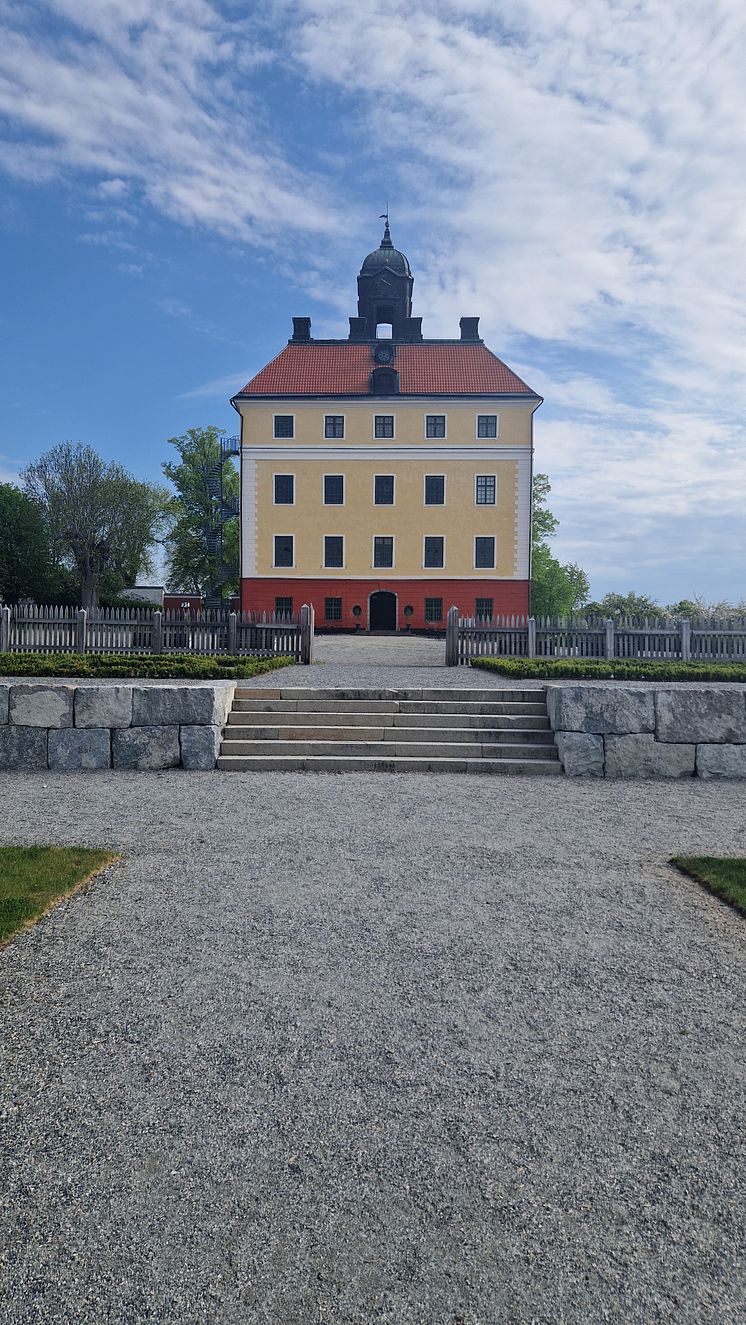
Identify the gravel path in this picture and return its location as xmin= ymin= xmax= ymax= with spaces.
xmin=1 ymin=769 xmax=745 ymax=1324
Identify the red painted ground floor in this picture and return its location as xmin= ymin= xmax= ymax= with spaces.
xmin=240 ymin=578 xmax=530 ymax=629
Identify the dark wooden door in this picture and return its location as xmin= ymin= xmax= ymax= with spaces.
xmin=369 ymin=591 xmax=397 ymax=631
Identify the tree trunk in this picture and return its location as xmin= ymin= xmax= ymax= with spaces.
xmin=80 ymin=571 xmax=98 ymax=610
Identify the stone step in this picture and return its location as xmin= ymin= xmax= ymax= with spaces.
xmin=222 ymin=724 xmax=556 ymax=745
xmin=219 ymin=739 xmax=559 ymax=760
xmin=226 ymin=710 xmax=551 ymax=730
xmin=232 ymin=698 xmax=548 ymax=716
xmin=235 ymin=687 xmax=544 ymax=703
xmin=216 ymin=754 xmax=563 ymax=775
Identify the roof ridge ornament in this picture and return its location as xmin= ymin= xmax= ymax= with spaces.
xmin=379 ymin=209 xmax=393 ymax=248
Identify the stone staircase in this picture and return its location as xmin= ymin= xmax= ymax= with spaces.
xmin=217 ymin=687 xmax=560 ymax=774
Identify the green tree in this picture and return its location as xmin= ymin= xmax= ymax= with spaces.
xmin=162 ymin=426 xmax=239 ymax=599
xmin=583 ymin=590 xmax=661 ymax=619
xmin=530 ymin=474 xmax=590 ymax=616
xmin=22 ymin=443 xmax=166 ymax=609
xmin=0 ymin=483 xmax=51 ymax=603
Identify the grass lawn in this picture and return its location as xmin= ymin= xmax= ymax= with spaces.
xmin=671 ymin=856 xmax=746 ymax=917
xmin=0 ymin=846 xmax=118 ymax=947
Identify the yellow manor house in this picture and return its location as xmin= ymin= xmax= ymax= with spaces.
xmin=231 ymin=222 xmax=541 ymax=630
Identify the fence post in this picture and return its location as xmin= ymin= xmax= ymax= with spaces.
xmin=604 ymin=618 xmax=615 ymax=659
xmin=228 ymin=611 xmax=237 ymax=655
xmin=0 ymin=606 xmax=10 ymax=653
xmin=527 ymin=616 xmax=536 ymax=659
xmin=75 ymin=608 xmax=87 ymax=654
xmin=445 ymin=605 xmax=459 ymax=667
xmin=680 ymin=617 xmax=691 ymax=662
xmin=152 ymin=610 xmax=163 ymax=655
xmin=300 ymin=603 xmax=314 ymax=665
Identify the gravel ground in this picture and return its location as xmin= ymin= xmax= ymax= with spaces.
xmin=1 ymin=768 xmax=745 ymax=1325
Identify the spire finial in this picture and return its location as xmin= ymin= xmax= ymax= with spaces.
xmin=379 ymin=207 xmax=392 ymax=248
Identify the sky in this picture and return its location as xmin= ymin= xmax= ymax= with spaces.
xmin=0 ymin=0 xmax=745 ymax=604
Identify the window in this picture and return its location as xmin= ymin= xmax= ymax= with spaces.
xmin=475 ymin=474 xmax=496 ymax=505
xmin=475 ymin=536 xmax=495 ymax=569
xmin=274 ymin=535 xmax=294 ymax=568
xmin=476 ymin=597 xmax=494 ymax=620
xmin=424 ymin=475 xmax=445 ymax=505
xmin=374 ymin=475 xmax=395 ymax=505
xmin=477 ymin=414 xmax=497 ymax=438
xmin=426 ymin=414 xmax=446 ymax=438
xmin=423 ymin=535 xmax=444 ymax=569
xmin=275 ymin=596 xmax=293 ymax=616
xmin=425 ymin=597 xmax=443 ymax=623
xmin=375 ymin=414 xmax=394 ymax=438
xmin=324 ymin=415 xmax=344 ymax=438
xmin=324 ymin=535 xmax=344 ymax=568
xmin=324 ymin=596 xmax=342 ymax=621
xmin=373 ymin=536 xmax=394 ymax=568
xmin=324 ymin=474 xmax=344 ymax=505
xmin=274 ymin=474 xmax=294 ymax=505
xmin=274 ymin=415 xmax=294 ymax=438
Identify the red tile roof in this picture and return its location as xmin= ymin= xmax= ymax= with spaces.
xmin=236 ymin=342 xmax=537 ymax=397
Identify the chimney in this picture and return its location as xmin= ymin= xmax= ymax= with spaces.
xmin=459 ymin=316 xmax=480 ymax=341
xmin=401 ymin=316 xmax=423 ymax=342
xmin=348 ymin=316 xmax=367 ymax=341
xmin=291 ymin=316 xmax=311 ymax=341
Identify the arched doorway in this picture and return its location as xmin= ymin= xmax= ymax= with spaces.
xmin=369 ymin=590 xmax=397 ymax=631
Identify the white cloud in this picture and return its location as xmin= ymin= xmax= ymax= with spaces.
xmin=179 ymin=371 xmax=253 ymax=400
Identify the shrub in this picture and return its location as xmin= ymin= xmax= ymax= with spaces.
xmin=470 ymin=657 xmax=746 ymax=682
xmin=0 ymin=653 xmax=295 ymax=680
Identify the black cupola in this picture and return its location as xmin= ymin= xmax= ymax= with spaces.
xmin=352 ymin=219 xmax=421 ymax=341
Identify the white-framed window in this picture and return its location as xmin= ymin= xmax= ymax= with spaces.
xmin=323 ymin=474 xmax=344 ymax=505
xmin=474 ymin=535 xmax=495 ymax=569
xmin=424 ymin=474 xmax=446 ymax=506
xmin=423 ymin=535 xmax=445 ymax=569
xmin=374 ymin=474 xmax=395 ymax=505
xmin=373 ymin=535 xmax=394 ymax=569
xmin=273 ymin=534 xmax=294 ymax=568
xmin=273 ymin=414 xmax=295 ymax=439
xmin=324 ymin=415 xmax=345 ymax=439
xmin=323 ymin=535 xmax=344 ymax=569
xmin=273 ymin=473 xmax=295 ymax=505
xmin=477 ymin=414 xmax=498 ymax=438
xmin=425 ymin=597 xmax=443 ymax=623
xmin=374 ymin=414 xmax=395 ymax=438
xmin=475 ymin=474 xmax=497 ymax=505
xmin=425 ymin=414 xmax=446 ymax=438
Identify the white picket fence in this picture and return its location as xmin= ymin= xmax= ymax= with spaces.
xmin=0 ymin=604 xmax=314 ymax=664
xmin=445 ymin=609 xmax=746 ymax=666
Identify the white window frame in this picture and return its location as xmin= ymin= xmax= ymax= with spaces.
xmin=423 ymin=473 xmax=446 ymax=506
xmin=322 ymin=534 xmax=345 ymax=570
xmin=372 ymin=535 xmax=395 ymax=570
xmin=475 ymin=413 xmax=499 ymax=439
xmin=422 ymin=534 xmax=446 ymax=570
xmin=323 ymin=414 xmax=346 ymax=440
xmin=272 ymin=413 xmax=296 ymax=440
xmin=373 ymin=413 xmax=396 ymax=440
xmin=424 ymin=413 xmax=447 ymax=440
xmin=273 ymin=533 xmax=295 ymax=569
xmin=373 ymin=474 xmax=396 ymax=506
xmin=272 ymin=472 xmax=295 ymax=506
xmin=323 ymin=473 xmax=345 ymax=506
xmin=473 ymin=535 xmax=496 ymax=570
xmin=474 ymin=474 xmax=497 ymax=506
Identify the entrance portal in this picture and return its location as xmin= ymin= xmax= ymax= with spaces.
xmin=369 ymin=590 xmax=397 ymax=631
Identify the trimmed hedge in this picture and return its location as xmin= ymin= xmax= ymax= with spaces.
xmin=471 ymin=657 xmax=746 ymax=682
xmin=0 ymin=653 xmax=295 ymax=680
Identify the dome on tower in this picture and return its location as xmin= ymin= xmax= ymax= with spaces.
xmin=360 ymin=220 xmax=411 ymax=276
